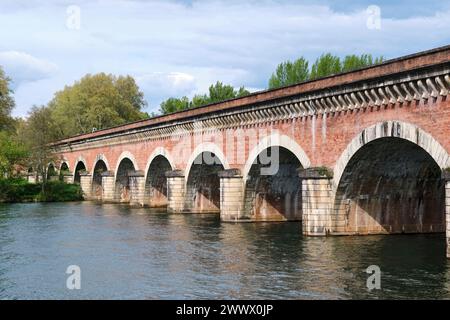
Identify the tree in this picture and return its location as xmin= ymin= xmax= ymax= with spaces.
xmin=17 ymin=106 xmax=60 ymax=192
xmin=310 ymin=53 xmax=342 ymax=80
xmin=190 ymin=94 xmax=210 ymax=109
xmin=342 ymin=54 xmax=384 ymax=73
xmin=159 ymin=82 xmax=251 ymax=114
xmin=48 ymin=73 xmax=148 ymax=138
xmin=0 ymin=66 xmax=15 ymax=132
xmin=268 ymin=58 xmax=309 ymax=89
xmin=268 ymin=53 xmax=384 ymax=88
xmin=0 ymin=131 xmax=28 ymax=178
xmin=159 ymin=97 xmax=190 ymax=114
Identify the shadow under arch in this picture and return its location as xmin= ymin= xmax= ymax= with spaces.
xmin=241 ymin=134 xmax=310 ymax=221
xmin=332 ymin=121 xmax=449 ymax=235
xmin=92 ymin=155 xmax=110 ymax=200
xmin=144 ymin=149 xmax=174 ymax=207
xmin=185 ymin=150 xmax=227 ymax=213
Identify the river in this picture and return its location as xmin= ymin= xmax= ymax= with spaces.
xmin=0 ymin=202 xmax=449 ymax=299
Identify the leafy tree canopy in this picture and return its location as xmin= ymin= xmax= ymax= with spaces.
xmin=159 ymin=81 xmax=250 ymax=114
xmin=269 ymin=53 xmax=384 ymax=89
xmin=48 ymin=73 xmax=149 ymax=137
xmin=0 ymin=131 xmax=28 ymax=177
xmin=0 ymin=66 xmax=15 ymax=132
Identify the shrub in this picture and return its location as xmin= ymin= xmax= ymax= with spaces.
xmin=0 ymin=178 xmax=83 ymax=203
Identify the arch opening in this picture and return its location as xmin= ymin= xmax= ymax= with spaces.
xmin=74 ymin=161 xmax=86 ymax=184
xmin=334 ymin=137 xmax=445 ymax=234
xmin=145 ymin=155 xmax=172 ymax=207
xmin=92 ymin=160 xmax=108 ymax=200
xmin=244 ymin=146 xmax=302 ymax=221
xmin=115 ymin=158 xmax=136 ymax=203
xmin=46 ymin=163 xmax=57 ymax=181
xmin=59 ymin=162 xmax=69 ymax=181
xmin=185 ymin=152 xmax=225 ymax=213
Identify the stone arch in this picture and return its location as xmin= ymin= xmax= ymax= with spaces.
xmin=144 ymin=148 xmax=174 ymax=207
xmin=59 ymin=161 xmax=70 ymax=182
xmin=73 ymin=156 xmax=88 ymax=183
xmin=332 ymin=120 xmax=449 ymax=235
xmin=114 ymin=151 xmax=139 ymax=181
xmin=184 ymin=142 xmax=230 ymax=179
xmin=243 ymin=133 xmax=311 ymax=182
xmin=242 ymin=134 xmax=310 ymax=221
xmin=184 ymin=143 xmax=229 ymax=213
xmin=46 ymin=162 xmax=57 ymax=180
xmin=91 ymin=155 xmax=110 ymax=200
xmin=59 ymin=161 xmax=70 ymax=172
xmin=333 ymin=121 xmax=450 ymax=188
xmin=114 ymin=152 xmax=138 ymax=203
xmin=91 ymin=154 xmax=110 ymax=174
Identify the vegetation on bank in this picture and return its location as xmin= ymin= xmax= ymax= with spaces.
xmin=0 ymin=178 xmax=83 ymax=203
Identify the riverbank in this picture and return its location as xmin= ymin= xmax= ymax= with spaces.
xmin=0 ymin=178 xmax=83 ymax=203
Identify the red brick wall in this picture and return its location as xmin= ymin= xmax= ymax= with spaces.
xmin=57 ymin=95 xmax=449 ymax=178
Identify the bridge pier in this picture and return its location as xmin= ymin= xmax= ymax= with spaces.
xmin=101 ymin=171 xmax=115 ymax=202
xmin=299 ymin=168 xmax=333 ymax=236
xmin=129 ymin=170 xmax=146 ymax=206
xmin=445 ymin=172 xmax=450 ymax=258
xmin=79 ymin=172 xmax=92 ymax=199
xmin=219 ymin=169 xmax=244 ymax=221
xmin=27 ymin=172 xmax=38 ymax=184
xmin=62 ymin=172 xmax=74 ymax=184
xmin=166 ymin=170 xmax=185 ymax=213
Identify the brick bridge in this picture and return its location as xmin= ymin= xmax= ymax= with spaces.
xmin=47 ymin=46 xmax=450 ymax=256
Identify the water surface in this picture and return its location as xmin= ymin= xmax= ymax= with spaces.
xmin=0 ymin=202 xmax=449 ymax=299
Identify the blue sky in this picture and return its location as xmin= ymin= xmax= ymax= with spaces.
xmin=1 ymin=0 xmax=449 ymax=117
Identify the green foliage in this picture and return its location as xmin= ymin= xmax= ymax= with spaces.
xmin=16 ymin=106 xmax=60 ymax=188
xmin=342 ymin=54 xmax=384 ymax=73
xmin=315 ymin=166 xmax=334 ymax=179
xmin=48 ymin=73 xmax=148 ymax=137
xmin=0 ymin=178 xmax=40 ymax=202
xmin=159 ymin=96 xmax=190 ymax=114
xmin=269 ymin=53 xmax=384 ymax=88
xmin=269 ymin=58 xmax=309 ymax=89
xmin=310 ymin=53 xmax=342 ymax=80
xmin=159 ymin=81 xmax=251 ymax=114
xmin=0 ymin=66 xmax=15 ymax=132
xmin=0 ymin=131 xmax=29 ymax=177
xmin=37 ymin=181 xmax=83 ymax=202
xmin=0 ymin=178 xmax=83 ymax=203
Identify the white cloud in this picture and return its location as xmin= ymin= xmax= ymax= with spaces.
xmin=137 ymin=72 xmax=196 ymax=97
xmin=0 ymin=0 xmax=448 ymax=116
xmin=0 ymin=51 xmax=57 ymax=88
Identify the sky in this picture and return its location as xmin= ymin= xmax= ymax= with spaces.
xmin=0 ymin=0 xmax=449 ymax=117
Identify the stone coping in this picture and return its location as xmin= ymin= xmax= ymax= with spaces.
xmin=218 ymin=169 xmax=242 ymax=178
xmin=298 ymin=167 xmax=333 ymax=179
xmin=165 ymin=170 xmax=185 ymax=178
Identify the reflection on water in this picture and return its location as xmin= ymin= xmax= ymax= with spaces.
xmin=0 ymin=202 xmax=449 ymax=299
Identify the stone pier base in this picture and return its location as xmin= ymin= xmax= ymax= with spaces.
xmin=101 ymin=171 xmax=115 ymax=202
xmin=166 ymin=170 xmax=185 ymax=213
xmin=444 ymin=172 xmax=450 ymax=258
xmin=219 ymin=169 xmax=244 ymax=221
xmin=79 ymin=172 xmax=92 ymax=200
xmin=129 ymin=171 xmax=146 ymax=206
xmin=299 ymin=168 xmax=333 ymax=236
xmin=27 ymin=173 xmax=37 ymax=184
xmin=62 ymin=173 xmax=74 ymax=184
